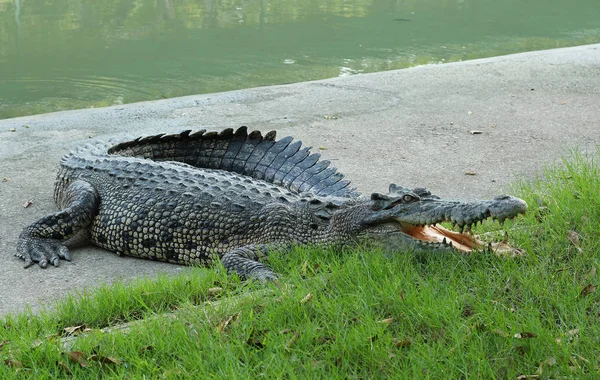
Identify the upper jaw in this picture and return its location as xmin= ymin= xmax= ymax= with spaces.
xmin=366 ymin=194 xmax=527 ymax=227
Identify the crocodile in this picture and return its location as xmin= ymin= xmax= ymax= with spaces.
xmin=16 ymin=127 xmax=527 ymax=281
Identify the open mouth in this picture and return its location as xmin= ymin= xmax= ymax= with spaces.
xmin=399 ymin=222 xmax=524 ymax=256
xmin=367 ymin=191 xmax=527 ymax=256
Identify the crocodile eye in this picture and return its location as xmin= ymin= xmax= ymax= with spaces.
xmin=403 ymin=195 xmax=415 ymax=202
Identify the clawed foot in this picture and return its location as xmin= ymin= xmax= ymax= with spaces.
xmin=248 ymin=269 xmax=279 ymax=283
xmin=16 ymin=237 xmax=71 ymax=268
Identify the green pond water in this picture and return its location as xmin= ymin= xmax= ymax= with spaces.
xmin=1 ymin=0 xmax=599 ymax=119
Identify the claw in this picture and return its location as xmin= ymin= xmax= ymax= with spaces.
xmin=250 ymin=269 xmax=279 ymax=283
xmin=61 ymin=248 xmax=71 ymax=261
xmin=16 ymin=236 xmax=71 ymax=269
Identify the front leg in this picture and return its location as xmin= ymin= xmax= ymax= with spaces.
xmin=16 ymin=180 xmax=99 ymax=268
xmin=221 ymin=244 xmax=279 ymax=282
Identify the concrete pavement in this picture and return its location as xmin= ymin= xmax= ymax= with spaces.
xmin=1 ymin=44 xmax=599 ymax=315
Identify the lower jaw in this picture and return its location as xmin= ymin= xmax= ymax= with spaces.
xmin=402 ymin=224 xmax=481 ymax=252
xmin=404 ymin=224 xmax=524 ymax=257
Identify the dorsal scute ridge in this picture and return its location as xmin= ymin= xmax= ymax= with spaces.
xmin=107 ymin=126 xmax=358 ymax=197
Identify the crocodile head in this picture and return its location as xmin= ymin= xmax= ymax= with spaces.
xmin=332 ymin=184 xmax=528 ymax=256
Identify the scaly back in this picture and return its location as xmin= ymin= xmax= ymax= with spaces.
xmin=108 ymin=126 xmax=359 ymax=198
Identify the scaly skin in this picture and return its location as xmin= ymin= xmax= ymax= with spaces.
xmin=16 ymin=127 xmax=527 ymax=281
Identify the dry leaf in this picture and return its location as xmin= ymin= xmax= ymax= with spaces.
xmin=462 ymin=305 xmax=474 ymax=317
xmin=470 ymin=130 xmax=483 ymax=135
xmin=162 ymin=368 xmax=183 ymax=377
xmin=23 ymin=200 xmax=33 ymax=208
xmin=0 ymin=339 xmax=8 ymax=349
xmin=32 ymin=339 xmax=44 ymax=348
xmin=567 ymin=230 xmax=581 ymax=247
xmin=139 ymin=345 xmax=156 ymax=353
xmin=102 ymin=356 xmax=123 ymax=365
xmin=378 ymin=318 xmax=393 ymax=325
xmin=246 ymin=337 xmax=265 ymax=349
xmin=63 ymin=325 xmax=87 ymax=336
xmin=8 ymin=128 xmax=16 ymax=132
xmin=517 ymin=375 xmax=539 ymax=380
xmin=4 ymin=359 xmax=24 ymax=368
xmin=584 ymin=267 xmax=597 ymax=282
xmin=285 ymin=332 xmax=300 ymax=350
xmin=514 ymin=332 xmax=537 ymax=339
xmin=207 ymin=287 xmax=222 ymax=296
xmin=314 ymin=336 xmax=336 ymax=344
xmin=1 ymin=177 xmax=7 ymax=182
xmin=67 ymin=351 xmax=88 ymax=367
xmin=300 ymin=260 xmax=309 ymax=276
xmin=56 ymin=361 xmax=72 ymax=374
xmin=544 ymin=357 xmax=557 ymax=365
xmin=393 ymin=338 xmax=411 ymax=348
xmin=465 ymin=171 xmax=477 ymax=176
xmin=299 ymin=293 xmax=313 ymax=304
xmin=537 ymin=356 xmax=557 ymax=375
xmin=216 ymin=313 xmax=239 ymax=333
xmin=89 ymin=355 xmax=122 ymax=365
xmin=493 ymin=328 xmax=509 ymax=338
xmin=323 ymin=115 xmax=338 ymax=120
xmin=580 ymin=283 xmax=596 ymax=297
xmin=310 ymin=360 xmax=324 ymax=369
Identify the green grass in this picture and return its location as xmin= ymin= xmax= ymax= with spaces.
xmin=2 ymin=151 xmax=600 ymax=378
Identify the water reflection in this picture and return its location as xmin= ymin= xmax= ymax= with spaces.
xmin=0 ymin=0 xmax=598 ymax=119
xmin=14 ymin=0 xmax=20 ymax=33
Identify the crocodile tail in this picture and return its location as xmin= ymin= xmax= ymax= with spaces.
xmin=108 ymin=126 xmax=359 ymax=197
